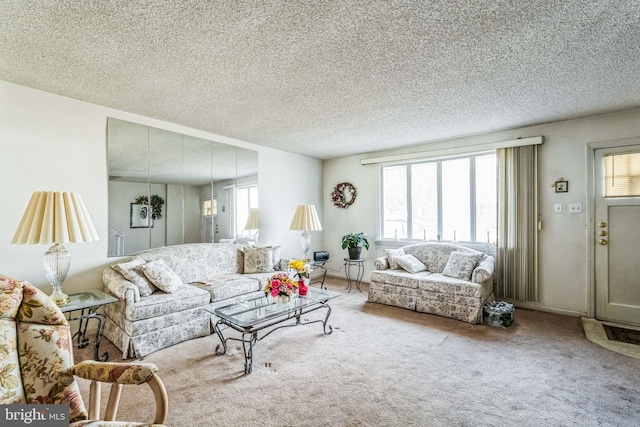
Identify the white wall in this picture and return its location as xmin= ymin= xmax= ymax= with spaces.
xmin=323 ymin=108 xmax=640 ymax=317
xmin=0 ymin=80 xmax=323 ymax=293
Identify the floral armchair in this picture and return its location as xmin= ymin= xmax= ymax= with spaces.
xmin=0 ymin=276 xmax=168 ymax=426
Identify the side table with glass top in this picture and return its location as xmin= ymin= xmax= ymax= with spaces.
xmin=309 ymin=259 xmax=329 ymax=289
xmin=60 ymin=289 xmax=118 ymax=361
xmin=343 ymin=258 xmax=365 ymax=292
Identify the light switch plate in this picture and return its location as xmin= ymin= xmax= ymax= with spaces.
xmin=569 ymin=203 xmax=583 ymax=213
xmin=554 ymin=203 xmax=563 ymax=213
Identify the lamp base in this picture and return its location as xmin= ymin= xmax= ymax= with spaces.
xmin=301 ymin=231 xmax=311 ymax=260
xmin=50 ymin=286 xmax=70 ymax=306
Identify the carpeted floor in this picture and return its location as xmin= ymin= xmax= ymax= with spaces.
xmin=74 ymin=280 xmax=640 ymax=427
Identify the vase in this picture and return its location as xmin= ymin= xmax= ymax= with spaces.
xmin=298 ymin=279 xmax=308 ymax=296
xmin=274 ymin=295 xmax=291 ymax=304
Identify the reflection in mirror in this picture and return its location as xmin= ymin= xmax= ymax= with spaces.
xmin=107 ymin=118 xmax=258 ymax=257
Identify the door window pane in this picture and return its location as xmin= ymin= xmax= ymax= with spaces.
xmin=383 ymin=165 xmax=407 ymax=239
xmin=442 ymin=158 xmax=470 ymax=241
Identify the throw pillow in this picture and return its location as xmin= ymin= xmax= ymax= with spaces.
xmin=384 ymin=248 xmax=405 ymax=270
xmin=140 ymin=259 xmax=183 ymax=293
xmin=244 ymin=246 xmax=274 ymax=273
xmin=112 ymin=257 xmax=157 ymax=297
xmin=441 ymin=251 xmax=483 ymax=281
xmin=395 ymin=254 xmax=428 ymax=274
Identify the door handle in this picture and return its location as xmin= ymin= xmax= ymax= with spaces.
xmin=599 ymin=239 xmax=608 ymax=245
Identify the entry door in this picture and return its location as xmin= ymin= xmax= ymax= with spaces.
xmin=594 ymin=146 xmax=640 ymax=326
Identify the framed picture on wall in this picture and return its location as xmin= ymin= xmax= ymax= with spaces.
xmin=555 ymin=180 xmax=568 ymax=193
xmin=130 ymin=203 xmax=154 ymax=228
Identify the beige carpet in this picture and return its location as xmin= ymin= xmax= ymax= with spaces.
xmin=74 ymin=280 xmax=640 ymax=426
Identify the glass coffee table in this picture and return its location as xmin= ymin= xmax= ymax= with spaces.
xmin=205 ymin=287 xmax=339 ymax=374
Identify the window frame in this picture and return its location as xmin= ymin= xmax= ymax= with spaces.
xmin=380 ymin=150 xmax=496 ymax=243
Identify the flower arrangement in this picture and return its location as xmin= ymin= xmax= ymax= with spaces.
xmin=289 ymin=258 xmax=311 ymax=296
xmin=263 ymin=272 xmax=299 ymax=298
xmin=288 ymin=259 xmax=310 ymax=280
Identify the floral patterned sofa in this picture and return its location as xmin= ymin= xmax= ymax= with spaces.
xmin=102 ymin=243 xmax=286 ymax=359
xmin=369 ymin=242 xmax=495 ymax=324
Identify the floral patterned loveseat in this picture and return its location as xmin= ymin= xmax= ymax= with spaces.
xmin=369 ymin=242 xmax=495 ymax=324
xmin=103 ymin=243 xmax=286 ymax=359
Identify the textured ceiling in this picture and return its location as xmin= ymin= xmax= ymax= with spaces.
xmin=1 ymin=1 xmax=639 ymax=160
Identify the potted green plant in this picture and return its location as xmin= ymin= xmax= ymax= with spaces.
xmin=341 ymin=232 xmax=370 ymax=260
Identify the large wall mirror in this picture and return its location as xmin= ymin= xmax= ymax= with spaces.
xmin=107 ymin=118 xmax=258 ymax=257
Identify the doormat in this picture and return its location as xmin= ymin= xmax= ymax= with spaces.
xmin=603 ymin=325 xmax=640 ymax=346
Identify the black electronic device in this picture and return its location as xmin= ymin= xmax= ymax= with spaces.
xmin=313 ymin=251 xmax=330 ymax=261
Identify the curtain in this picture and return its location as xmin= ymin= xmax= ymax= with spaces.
xmin=496 ymin=145 xmax=539 ymax=301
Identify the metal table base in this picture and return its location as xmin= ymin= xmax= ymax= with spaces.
xmin=214 ymin=302 xmax=333 ymax=374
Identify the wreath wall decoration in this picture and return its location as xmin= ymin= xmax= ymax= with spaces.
xmin=331 ymin=182 xmax=357 ymax=209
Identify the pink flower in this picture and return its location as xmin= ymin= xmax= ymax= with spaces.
xmin=270 ymin=288 xmax=279 ymax=297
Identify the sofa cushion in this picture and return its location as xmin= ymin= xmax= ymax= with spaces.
xmin=370 ymin=269 xmax=431 ymax=289
xmin=112 ymin=257 xmax=157 ymax=297
xmin=106 ymin=285 xmax=210 ymax=322
xmin=395 ymin=254 xmax=428 ymax=274
xmin=384 ymin=248 xmax=405 ymax=270
xmin=243 ymin=246 xmax=274 ymax=273
xmin=192 ymin=275 xmax=261 ymax=302
xmin=442 ymin=251 xmax=483 ymax=281
xmin=416 ymin=273 xmax=485 ymax=298
xmin=140 ymin=259 xmax=183 ymax=293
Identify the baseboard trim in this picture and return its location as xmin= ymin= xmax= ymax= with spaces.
xmin=506 ymin=300 xmax=586 ymax=318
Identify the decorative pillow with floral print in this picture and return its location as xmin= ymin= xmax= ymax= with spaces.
xmin=243 ymin=246 xmax=274 ymax=273
xmin=384 ymin=248 xmax=405 ymax=270
xmin=395 ymin=254 xmax=428 ymax=274
xmin=113 ymin=257 xmax=158 ymax=297
xmin=140 ymin=259 xmax=183 ymax=293
xmin=441 ymin=251 xmax=483 ymax=281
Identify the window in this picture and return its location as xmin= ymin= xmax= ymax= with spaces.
xmin=236 ymin=184 xmax=259 ymax=237
xmin=381 ymin=152 xmax=497 ymax=243
xmin=604 ymin=152 xmax=640 ymax=197
xmin=202 ymin=199 xmax=216 ymax=217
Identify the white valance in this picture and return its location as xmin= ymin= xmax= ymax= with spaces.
xmin=360 ymin=136 xmax=543 ymax=165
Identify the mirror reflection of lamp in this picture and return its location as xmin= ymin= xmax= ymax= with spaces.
xmin=11 ymin=191 xmax=99 ymax=305
xmin=244 ymin=208 xmax=260 ymax=245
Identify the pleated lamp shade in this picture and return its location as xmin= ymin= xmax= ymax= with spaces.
xmin=289 ymin=204 xmax=321 ymax=259
xmin=289 ymin=205 xmax=322 ymax=231
xmin=12 ymin=191 xmax=99 ymax=245
xmin=11 ymin=191 xmax=99 ymax=305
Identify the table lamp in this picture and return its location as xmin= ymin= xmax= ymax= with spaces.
xmin=289 ymin=204 xmax=322 ymax=259
xmin=11 ymin=191 xmax=99 ymax=305
xmin=244 ymin=208 xmax=260 ymax=245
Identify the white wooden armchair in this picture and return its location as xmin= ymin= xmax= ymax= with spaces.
xmin=0 ymin=276 xmax=168 ymax=426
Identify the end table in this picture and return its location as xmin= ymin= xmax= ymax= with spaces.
xmin=60 ymin=289 xmax=117 ymax=361
xmin=343 ymin=258 xmax=365 ymax=293
xmin=309 ymin=259 xmax=329 ymax=289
